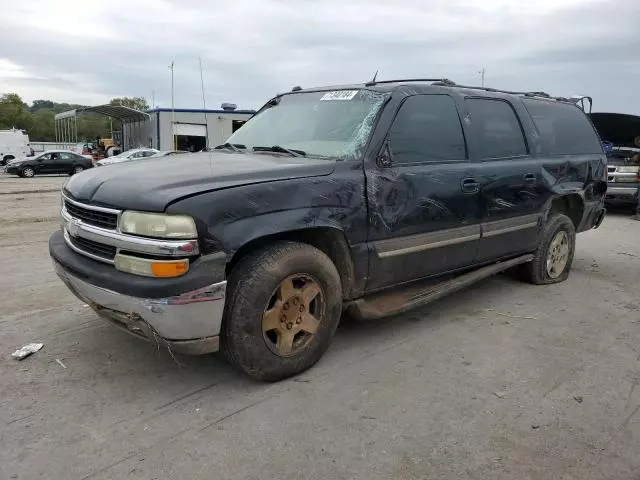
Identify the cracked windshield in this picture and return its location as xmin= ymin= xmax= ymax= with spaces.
xmin=1 ymin=0 xmax=638 ymax=479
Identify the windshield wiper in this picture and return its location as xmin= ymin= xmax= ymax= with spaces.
xmin=253 ymin=145 xmax=306 ymax=157
xmin=213 ymin=143 xmax=246 ymax=152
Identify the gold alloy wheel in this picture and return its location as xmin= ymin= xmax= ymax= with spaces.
xmin=546 ymin=230 xmax=570 ymax=279
xmin=262 ymin=274 xmax=324 ymax=357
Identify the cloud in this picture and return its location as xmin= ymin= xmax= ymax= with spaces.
xmin=1 ymin=0 xmax=638 ymax=114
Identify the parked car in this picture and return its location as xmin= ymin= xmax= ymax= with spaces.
xmin=147 ymin=150 xmax=188 ymax=158
xmin=6 ymin=150 xmax=93 ymax=177
xmin=603 ymin=147 xmax=640 ymax=208
xmin=0 ymin=128 xmax=31 ymax=166
xmin=50 ymin=79 xmax=606 ymax=381
xmin=95 ymin=148 xmax=159 ymax=166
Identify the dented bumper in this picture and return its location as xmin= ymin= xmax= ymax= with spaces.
xmin=53 ymin=261 xmax=226 ymax=355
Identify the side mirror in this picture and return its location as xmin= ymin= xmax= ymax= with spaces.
xmin=377 ymin=140 xmax=393 ymax=168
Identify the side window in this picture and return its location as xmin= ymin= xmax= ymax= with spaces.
xmin=388 ymin=95 xmax=466 ymax=164
xmin=466 ymin=98 xmax=527 ymax=159
xmin=523 ymin=99 xmax=603 ymax=155
xmin=142 ymin=151 xmax=155 ymax=157
xmin=40 ymin=154 xmax=51 ymax=161
xmin=60 ymin=153 xmax=72 ymax=160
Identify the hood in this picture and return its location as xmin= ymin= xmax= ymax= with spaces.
xmin=64 ymin=151 xmax=336 ymax=211
xmin=96 ymin=156 xmax=128 ymax=166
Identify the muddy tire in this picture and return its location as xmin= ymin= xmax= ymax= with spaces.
xmin=518 ymin=213 xmax=576 ymax=285
xmin=22 ymin=167 xmax=35 ymax=178
xmin=222 ymin=241 xmax=342 ymax=381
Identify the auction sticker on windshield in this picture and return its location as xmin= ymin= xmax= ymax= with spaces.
xmin=320 ymin=90 xmax=359 ymax=101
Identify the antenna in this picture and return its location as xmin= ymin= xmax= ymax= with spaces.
xmin=478 ymin=67 xmax=486 ymax=87
xmin=371 ymin=70 xmax=379 ymax=83
xmin=199 ymin=57 xmax=210 ymax=150
xmin=169 ymin=61 xmax=176 ymax=150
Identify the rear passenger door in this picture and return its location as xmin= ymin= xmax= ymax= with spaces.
xmin=58 ymin=153 xmax=75 ymax=173
xmin=466 ymin=98 xmax=547 ymax=261
xmin=365 ymin=94 xmax=482 ymax=291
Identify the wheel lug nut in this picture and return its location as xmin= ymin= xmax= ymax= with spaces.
xmin=283 ymin=303 xmax=289 ymax=310
xmin=280 ymin=315 xmax=286 ymax=323
xmin=292 ymin=298 xmax=298 ymax=305
xmin=296 ymin=318 xmax=301 ymax=324
xmin=299 ymin=305 xmax=305 ymax=312
xmin=287 ymin=323 xmax=293 ymax=329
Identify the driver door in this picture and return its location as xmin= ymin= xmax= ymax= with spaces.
xmin=35 ymin=153 xmax=53 ymax=173
xmin=365 ymin=94 xmax=482 ymax=291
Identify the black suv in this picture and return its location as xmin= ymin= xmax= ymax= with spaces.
xmin=50 ymin=79 xmax=607 ymax=380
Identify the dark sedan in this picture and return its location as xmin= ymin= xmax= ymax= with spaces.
xmin=5 ymin=150 xmax=93 ymax=177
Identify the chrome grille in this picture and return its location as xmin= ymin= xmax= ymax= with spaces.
xmin=64 ymin=200 xmax=118 ymax=230
xmin=68 ymin=235 xmax=117 ymax=261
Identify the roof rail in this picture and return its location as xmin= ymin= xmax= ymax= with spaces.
xmin=365 ymin=78 xmax=455 ymax=87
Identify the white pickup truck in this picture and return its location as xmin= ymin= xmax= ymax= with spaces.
xmin=0 ymin=129 xmax=32 ymax=166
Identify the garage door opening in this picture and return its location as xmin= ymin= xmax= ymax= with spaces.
xmin=176 ymin=135 xmax=206 ymax=152
xmin=172 ymin=123 xmax=207 ymax=152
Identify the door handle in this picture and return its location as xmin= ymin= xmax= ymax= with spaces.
xmin=461 ymin=178 xmax=480 ymax=194
xmin=523 ymin=173 xmax=536 ymax=185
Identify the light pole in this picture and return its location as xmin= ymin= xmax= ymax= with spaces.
xmin=478 ymin=68 xmax=486 ymax=87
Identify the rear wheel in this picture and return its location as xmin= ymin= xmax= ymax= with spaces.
xmin=518 ymin=213 xmax=576 ymax=284
xmin=22 ymin=167 xmax=35 ymax=178
xmin=2 ymin=155 xmax=14 ymax=166
xmin=72 ymin=165 xmax=84 ymax=175
xmin=222 ymin=242 xmax=342 ymax=381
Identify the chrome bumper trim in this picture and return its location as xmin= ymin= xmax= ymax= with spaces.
xmin=61 ymin=207 xmax=199 ymax=263
xmin=606 ymin=186 xmax=638 ymax=196
xmin=54 ymin=262 xmax=226 ymax=344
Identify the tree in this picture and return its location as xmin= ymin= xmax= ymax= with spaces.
xmin=30 ymin=99 xmax=54 ymax=112
xmin=0 ymin=93 xmax=32 ymax=131
xmin=109 ymin=96 xmax=149 ymax=111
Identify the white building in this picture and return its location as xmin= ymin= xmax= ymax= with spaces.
xmin=55 ymin=104 xmax=255 ymax=153
xmin=124 ymin=106 xmax=255 ymax=151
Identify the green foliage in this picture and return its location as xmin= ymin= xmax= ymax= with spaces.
xmin=0 ymin=92 xmax=143 ymax=142
xmin=110 ymin=96 xmax=149 ymax=111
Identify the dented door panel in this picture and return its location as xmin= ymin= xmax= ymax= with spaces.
xmin=365 ymin=162 xmax=481 ymax=291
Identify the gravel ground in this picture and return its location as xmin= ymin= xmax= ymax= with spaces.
xmin=1 ymin=174 xmax=639 ymax=480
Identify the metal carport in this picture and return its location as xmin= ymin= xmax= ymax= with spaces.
xmin=54 ymin=105 xmax=150 ymax=148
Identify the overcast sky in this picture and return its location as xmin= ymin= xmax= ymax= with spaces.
xmin=1 ymin=0 xmax=638 ymax=114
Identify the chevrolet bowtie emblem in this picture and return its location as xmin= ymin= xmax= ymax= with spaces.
xmin=67 ymin=218 xmax=81 ymax=237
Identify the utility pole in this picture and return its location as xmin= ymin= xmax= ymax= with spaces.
xmin=169 ymin=61 xmax=176 ymax=150
xmin=151 ymin=90 xmax=155 ymax=109
xmin=198 ymin=57 xmax=209 ymax=150
xmin=478 ymin=67 xmax=486 ymax=87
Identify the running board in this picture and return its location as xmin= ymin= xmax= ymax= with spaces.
xmin=347 ymin=254 xmax=534 ymax=321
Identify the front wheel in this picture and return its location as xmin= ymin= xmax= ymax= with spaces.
xmin=519 ymin=213 xmax=576 ymax=284
xmin=222 ymin=242 xmax=342 ymax=381
xmin=22 ymin=167 xmax=35 ymax=178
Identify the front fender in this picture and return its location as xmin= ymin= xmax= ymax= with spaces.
xmin=166 ymin=166 xmax=368 ymax=255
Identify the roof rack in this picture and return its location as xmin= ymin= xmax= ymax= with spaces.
xmin=365 ymin=78 xmax=454 ymax=87
xmin=365 ymin=78 xmax=592 ymax=112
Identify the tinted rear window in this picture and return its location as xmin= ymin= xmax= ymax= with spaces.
xmin=465 ymin=99 xmax=528 ymax=159
xmin=523 ymin=100 xmax=602 ymax=155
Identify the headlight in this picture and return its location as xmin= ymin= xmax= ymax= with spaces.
xmin=119 ymin=211 xmax=198 ymax=239
xmin=617 ymin=166 xmax=640 ymax=173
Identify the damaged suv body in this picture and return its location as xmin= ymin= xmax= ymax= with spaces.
xmin=50 ymin=79 xmax=607 ymax=380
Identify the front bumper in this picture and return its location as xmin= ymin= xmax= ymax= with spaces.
xmin=54 ymin=261 xmax=226 ymax=354
xmin=605 ymin=184 xmax=639 ymax=205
